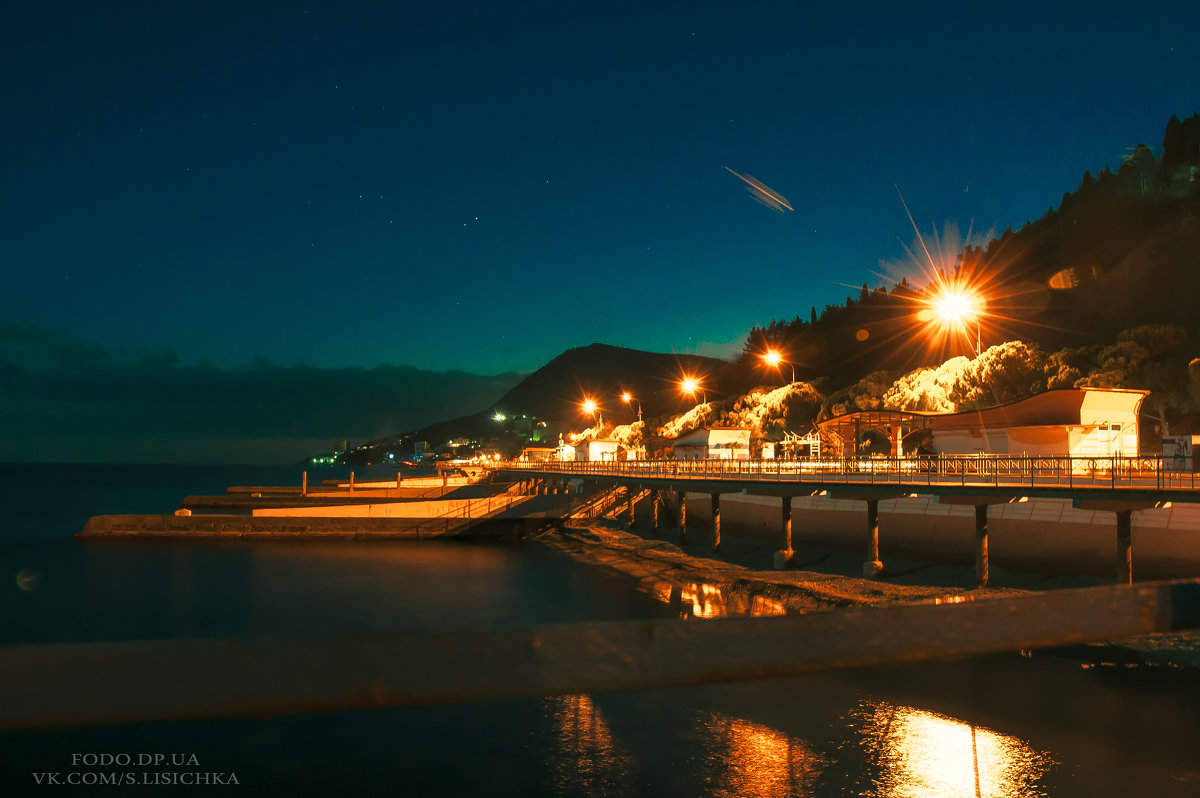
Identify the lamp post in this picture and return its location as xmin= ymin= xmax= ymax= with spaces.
xmin=620 ymin=391 xmax=643 ymax=424
xmin=761 ymin=349 xmax=795 ymax=384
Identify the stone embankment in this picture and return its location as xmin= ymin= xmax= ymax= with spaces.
xmin=78 ymin=473 xmax=526 ymax=539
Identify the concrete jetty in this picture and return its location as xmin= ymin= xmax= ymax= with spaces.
xmin=79 ymin=513 xmax=468 ymax=539
xmin=77 ymin=470 xmax=529 ymax=539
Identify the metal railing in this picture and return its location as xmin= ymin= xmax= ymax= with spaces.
xmin=496 ymin=454 xmax=1199 ymax=493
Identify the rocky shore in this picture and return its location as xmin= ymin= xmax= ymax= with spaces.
xmin=543 ymin=518 xmax=1200 ymax=668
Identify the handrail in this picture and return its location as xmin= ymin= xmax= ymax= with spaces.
xmin=492 ymin=454 xmax=1198 ymax=494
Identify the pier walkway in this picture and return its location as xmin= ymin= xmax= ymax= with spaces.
xmin=495 ymin=455 xmax=1200 ymax=585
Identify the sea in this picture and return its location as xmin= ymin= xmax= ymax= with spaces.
xmin=1 ymin=463 xmax=1198 ymax=796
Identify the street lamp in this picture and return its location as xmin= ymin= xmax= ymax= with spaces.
xmin=761 ymin=349 xmax=795 ymax=384
xmin=680 ymin=376 xmax=707 ymax=404
xmin=580 ymin=398 xmax=602 ymax=426
xmin=929 ymin=288 xmax=984 ymax=356
xmin=620 ymin=391 xmax=643 ymax=423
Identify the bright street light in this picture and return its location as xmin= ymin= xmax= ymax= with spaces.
xmin=580 ymin=398 xmax=602 ymax=426
xmin=760 ymin=349 xmax=795 ymax=384
xmin=679 ymin=376 xmax=707 ymax=404
xmin=926 ymin=287 xmax=985 ymax=356
xmin=620 ymin=391 xmax=642 ymax=423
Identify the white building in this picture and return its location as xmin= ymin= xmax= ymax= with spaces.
xmin=573 ymin=438 xmax=621 ymax=462
xmin=815 ymin=388 xmax=1148 ymax=461
xmin=929 ymin=388 xmax=1146 ymax=457
xmin=672 ymin=427 xmax=751 ymax=460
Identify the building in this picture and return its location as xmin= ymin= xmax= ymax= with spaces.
xmin=929 ymin=388 xmax=1145 ymax=457
xmin=520 ymin=446 xmax=558 ymax=462
xmin=815 ymin=388 xmax=1148 ymax=459
xmin=573 ymin=438 xmax=621 ymax=462
xmin=672 ymin=427 xmax=751 ymax=460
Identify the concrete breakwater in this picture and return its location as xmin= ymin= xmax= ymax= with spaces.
xmin=78 ymin=473 xmax=530 ymax=539
xmin=78 ymin=513 xmax=468 ymax=538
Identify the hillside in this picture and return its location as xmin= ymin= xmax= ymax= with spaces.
xmin=730 ymin=112 xmax=1200 ymax=391
xmin=418 ymin=343 xmax=727 ymax=444
xmin=396 ymin=113 xmax=1200 ymax=455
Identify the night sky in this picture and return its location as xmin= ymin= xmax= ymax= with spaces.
xmin=3 ymin=1 xmax=1199 ymax=462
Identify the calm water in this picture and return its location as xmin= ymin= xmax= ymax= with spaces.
xmin=2 ymin=464 xmax=1198 ymax=796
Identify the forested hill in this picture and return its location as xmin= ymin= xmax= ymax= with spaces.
xmin=732 ymin=112 xmax=1200 ymax=391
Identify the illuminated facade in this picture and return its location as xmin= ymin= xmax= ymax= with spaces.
xmin=816 ymin=388 xmax=1148 ymax=458
xmin=673 ymin=427 xmax=752 ymax=460
xmin=928 ymin=388 xmax=1145 ymax=457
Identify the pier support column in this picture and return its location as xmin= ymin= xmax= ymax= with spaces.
xmin=627 ymin=489 xmax=637 ymax=528
xmin=711 ymin=493 xmax=721 ymax=553
xmin=301 ymin=471 xmax=307 ymax=498
xmin=1116 ymin=509 xmax=1133 ymax=585
xmin=678 ymin=491 xmax=688 ymax=545
xmin=975 ymin=504 xmax=990 ymax=587
xmin=863 ymin=499 xmax=883 ymax=578
xmin=349 ymin=471 xmax=355 ymax=492
xmin=652 ymin=491 xmax=660 ymax=532
xmin=775 ymin=495 xmax=794 ymax=569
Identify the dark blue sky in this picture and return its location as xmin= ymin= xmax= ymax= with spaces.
xmin=4 ymin=1 xmax=1199 ymax=377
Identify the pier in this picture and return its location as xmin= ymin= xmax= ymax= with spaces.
xmin=497 ymin=454 xmax=1200 ymax=585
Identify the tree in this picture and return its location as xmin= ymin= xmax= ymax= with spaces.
xmin=1163 ymin=114 xmax=1185 ymax=171
xmin=1076 ymin=325 xmax=1194 ymax=436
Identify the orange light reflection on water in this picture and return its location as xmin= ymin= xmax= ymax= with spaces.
xmin=701 ymin=713 xmax=826 ymax=798
xmin=855 ymin=701 xmax=1054 ymax=797
xmin=642 ymin=580 xmax=786 ymax=618
xmin=544 ymin=694 xmax=635 ymax=795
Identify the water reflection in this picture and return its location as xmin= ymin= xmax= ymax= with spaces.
xmin=543 ymin=694 xmax=636 ymax=796
xmin=640 ymin=578 xmax=787 ymax=618
xmin=852 ymin=701 xmax=1053 ymax=797
xmin=700 ymin=713 xmax=826 ymax=797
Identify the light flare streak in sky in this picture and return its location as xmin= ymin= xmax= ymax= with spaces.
xmin=724 ymin=166 xmax=793 ymax=213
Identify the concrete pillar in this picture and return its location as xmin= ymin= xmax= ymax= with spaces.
xmin=349 ymin=471 xmax=355 ymax=492
xmin=1116 ymin=509 xmax=1133 ymax=585
xmin=892 ymin=425 xmax=904 ymax=458
xmin=678 ymin=491 xmax=688 ymax=545
xmin=863 ymin=499 xmax=883 ymax=578
xmin=774 ymin=495 xmax=794 ymax=569
xmin=627 ymin=489 xmax=637 ymax=528
xmin=975 ymin=504 xmax=989 ymax=587
xmin=301 ymin=470 xmax=307 ymax=497
xmin=711 ymin=492 xmax=721 ymax=553
xmin=396 ymin=471 xmax=403 ymax=489
xmin=652 ymin=491 xmax=660 ymax=532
